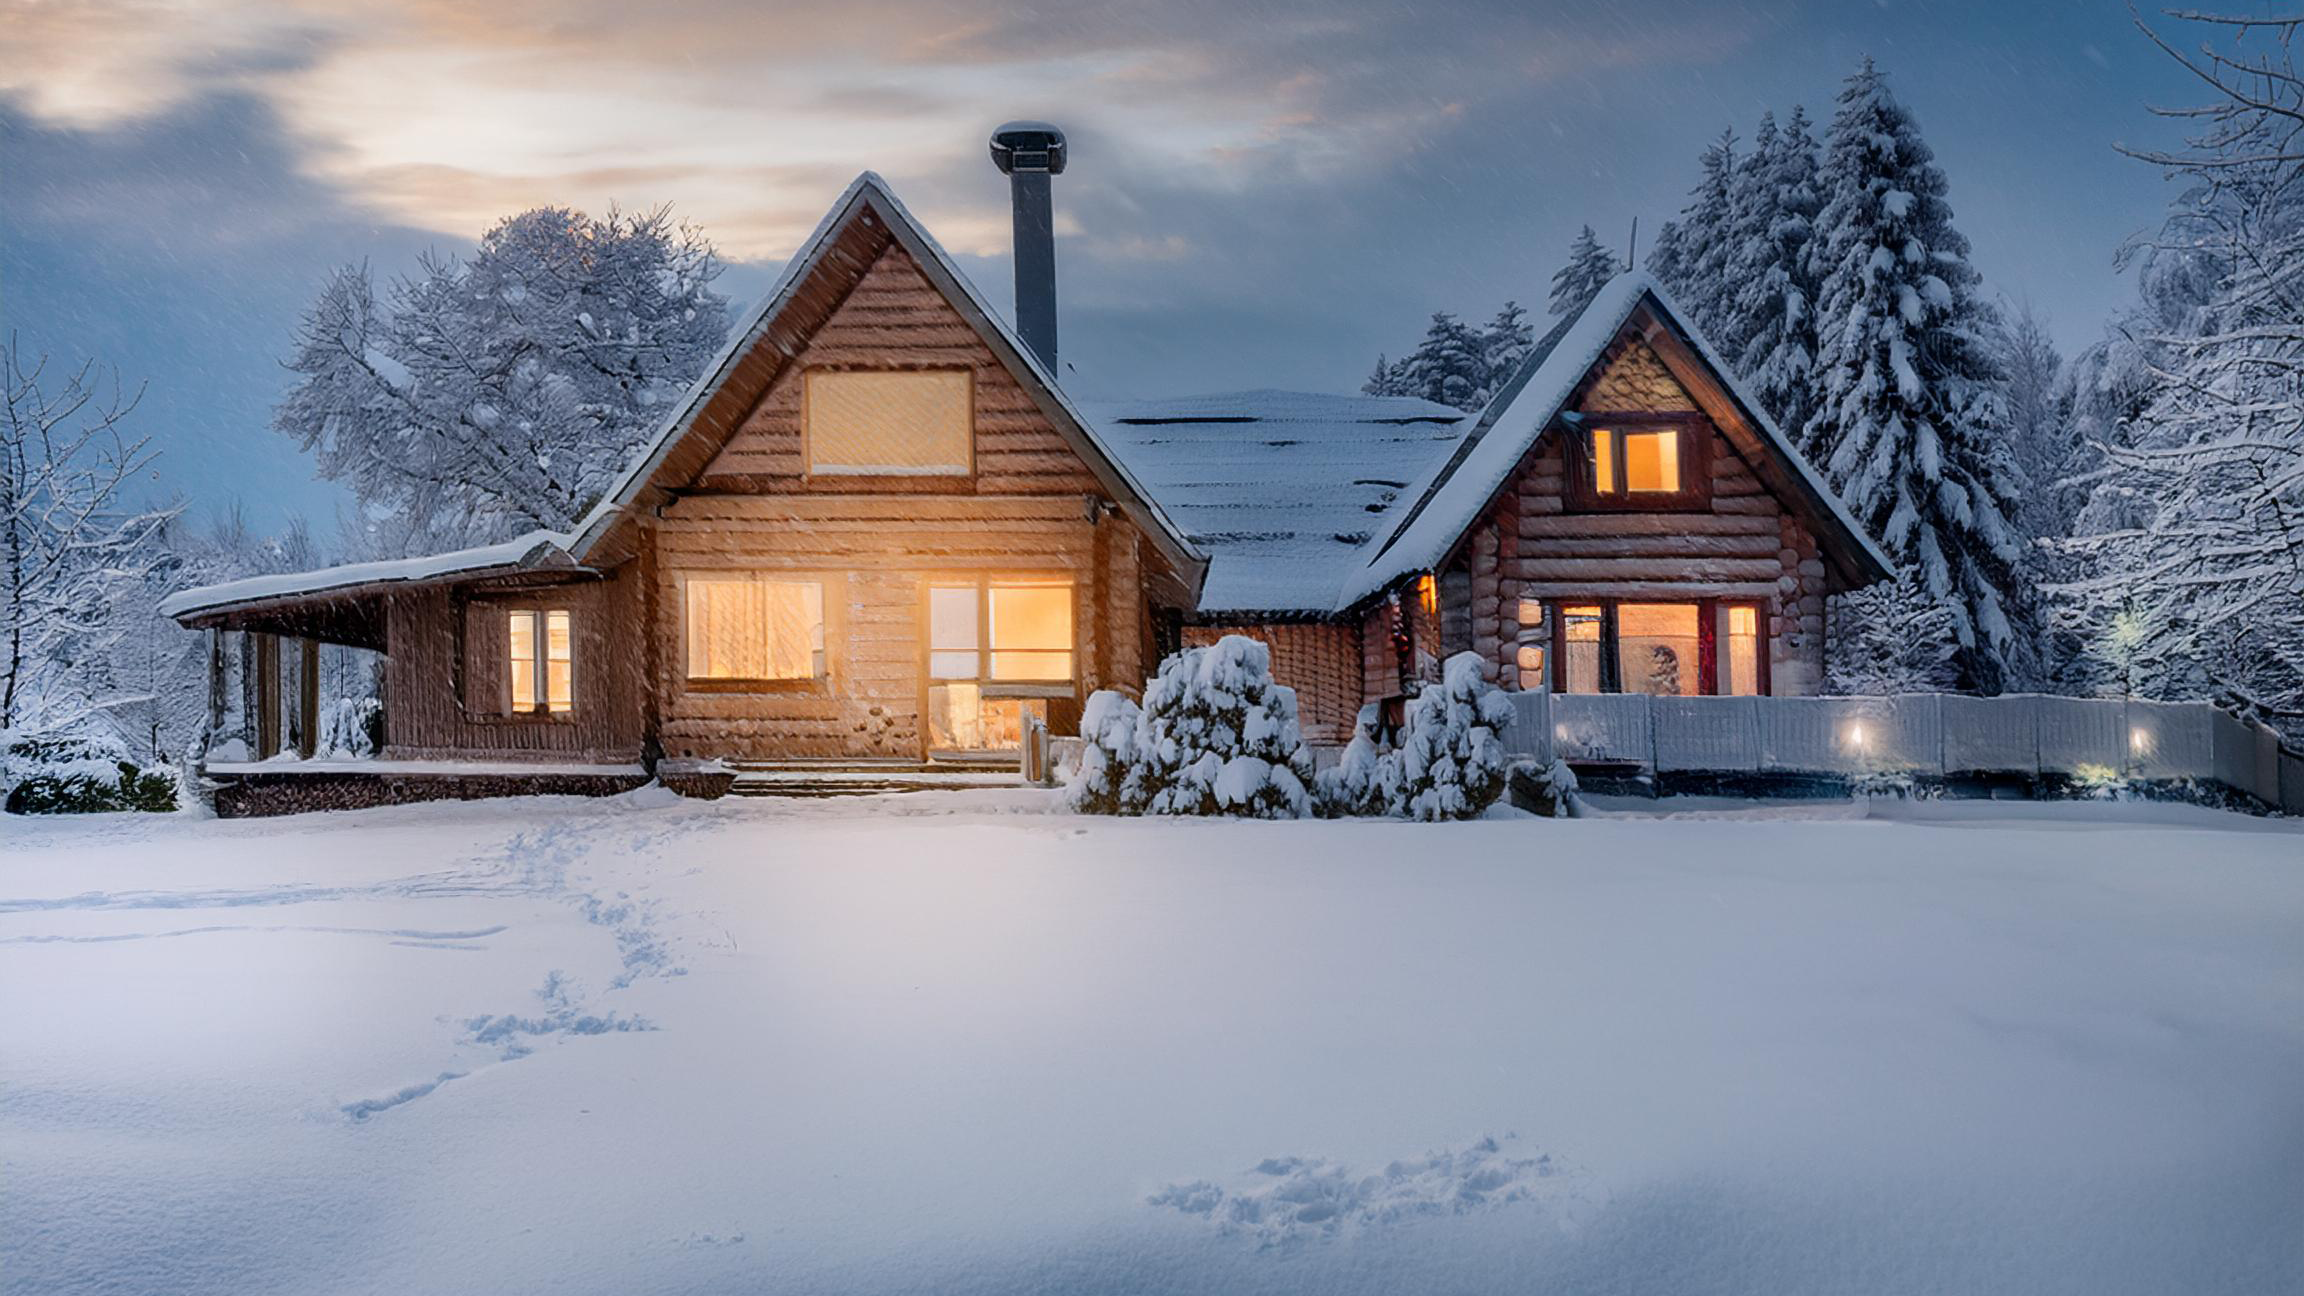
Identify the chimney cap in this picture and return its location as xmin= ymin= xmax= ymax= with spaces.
xmin=990 ymin=121 xmax=1067 ymax=175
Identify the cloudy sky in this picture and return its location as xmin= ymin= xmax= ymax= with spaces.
xmin=2 ymin=0 xmax=2208 ymax=533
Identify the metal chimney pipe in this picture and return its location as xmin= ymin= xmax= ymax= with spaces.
xmin=989 ymin=121 xmax=1066 ymax=374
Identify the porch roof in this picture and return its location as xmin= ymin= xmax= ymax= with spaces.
xmin=159 ymin=530 xmax=588 ymax=633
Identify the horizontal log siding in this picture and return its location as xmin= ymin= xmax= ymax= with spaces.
xmin=700 ymin=243 xmax=1102 ymax=496
xmin=1183 ymin=622 xmax=1364 ymax=745
xmin=382 ymin=570 xmax=646 ymax=762
xmin=650 ymin=499 xmax=1150 ymax=760
xmin=1477 ymin=339 xmax=1830 ymax=695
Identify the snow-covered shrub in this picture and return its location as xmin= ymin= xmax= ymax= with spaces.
xmin=1509 ymin=757 xmax=1580 ymax=819
xmin=1313 ymin=729 xmax=1400 ymax=818
xmin=3 ymin=733 xmax=177 ymax=815
xmin=1394 ymin=653 xmax=1518 ymax=821
xmin=319 ymin=697 xmax=384 ymax=759
xmin=1314 ymin=652 xmax=1517 ymax=821
xmin=1061 ymin=690 xmax=1147 ymax=815
xmin=1060 ymin=636 xmax=1314 ymax=818
xmin=1826 ymin=573 xmax=1961 ymax=695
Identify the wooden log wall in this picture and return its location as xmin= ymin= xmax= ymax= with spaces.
xmin=381 ymin=569 xmax=647 ymax=763
xmin=1182 ymin=622 xmax=1365 ymax=745
xmin=1474 ymin=338 xmax=1830 ymax=694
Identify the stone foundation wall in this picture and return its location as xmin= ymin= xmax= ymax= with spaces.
xmin=208 ymin=771 xmax=669 ymax=818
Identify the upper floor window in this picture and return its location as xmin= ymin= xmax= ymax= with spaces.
xmin=1572 ymin=416 xmax=1706 ymax=510
xmin=507 ymin=609 xmax=573 ymax=714
xmin=804 ymin=369 xmax=972 ymax=476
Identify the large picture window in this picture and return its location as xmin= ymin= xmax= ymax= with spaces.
xmin=1549 ymin=599 xmax=1767 ymax=696
xmin=804 ymin=370 xmax=972 ymax=476
xmin=684 ymin=575 xmax=826 ymax=683
xmin=507 ymin=609 xmax=573 ymax=714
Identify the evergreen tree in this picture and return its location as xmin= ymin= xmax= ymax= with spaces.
xmin=1728 ymin=106 xmax=1825 ymax=435
xmin=1400 ymin=312 xmax=1493 ymax=411
xmin=1548 ymin=226 xmax=1622 ymax=318
xmin=1655 ymin=131 xmax=1738 ymax=337
xmin=1483 ymin=301 xmax=1536 ymax=381
xmin=1643 ymin=218 xmax=1686 ymax=293
xmin=1360 ymin=353 xmax=1409 ymax=398
xmin=1804 ymin=57 xmax=2029 ymax=693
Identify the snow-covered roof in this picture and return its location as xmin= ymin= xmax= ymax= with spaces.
xmin=564 ymin=171 xmax=1203 ymax=580
xmin=159 ymin=530 xmax=580 ymax=621
xmin=1340 ymin=271 xmax=1892 ymax=609
xmin=1082 ymin=390 xmax=1467 ymax=615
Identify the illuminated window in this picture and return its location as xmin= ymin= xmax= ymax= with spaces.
xmin=684 ymin=576 xmax=825 ymax=681
xmin=1617 ymin=603 xmax=1700 ymax=696
xmin=1560 ymin=605 xmax=1604 ymax=693
xmin=1588 ymin=426 xmax=1686 ymax=496
xmin=805 ymin=370 xmax=971 ymax=475
xmin=927 ymin=577 xmax=1073 ymax=753
xmin=1722 ymin=604 xmax=1762 ymax=696
xmin=507 ymin=609 xmax=573 ymax=713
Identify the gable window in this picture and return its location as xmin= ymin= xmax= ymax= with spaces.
xmin=1549 ymin=599 xmax=1768 ymax=696
xmin=507 ymin=609 xmax=573 ymax=714
xmin=1571 ymin=415 xmax=1707 ymax=510
xmin=804 ymin=369 xmax=972 ymax=476
xmin=684 ymin=575 xmax=826 ymax=683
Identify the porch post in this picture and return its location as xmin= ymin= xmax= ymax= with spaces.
xmin=206 ymin=628 xmax=227 ymax=760
xmin=298 ymin=637 xmax=321 ymax=759
xmin=254 ymin=633 xmax=281 ymax=760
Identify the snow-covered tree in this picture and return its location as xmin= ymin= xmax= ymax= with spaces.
xmin=1825 ymin=573 xmax=1961 ymax=694
xmin=2055 ymin=12 xmax=2304 ymax=734
xmin=0 ymin=342 xmax=176 ymax=750
xmin=1481 ymin=301 xmax=1537 ymax=386
xmin=1648 ymin=131 xmax=1738 ymax=338
xmin=1361 ymin=353 xmax=1408 ymax=397
xmin=1063 ymin=636 xmax=1314 ymax=818
xmin=1315 ymin=652 xmax=1515 ymax=820
xmin=1728 ymin=105 xmax=1826 ymax=436
xmin=1803 ymin=57 xmax=2030 ymax=693
xmin=1549 ymin=226 xmax=1622 ymax=319
xmin=1399 ymin=312 xmax=1494 ymax=411
xmin=276 ymin=206 xmax=730 ymax=553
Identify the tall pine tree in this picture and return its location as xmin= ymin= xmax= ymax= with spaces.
xmin=1549 ymin=226 xmax=1623 ymax=318
xmin=1648 ymin=131 xmax=1738 ymax=338
xmin=1726 ymin=106 xmax=1825 ymax=436
xmin=1804 ymin=57 xmax=2029 ymax=692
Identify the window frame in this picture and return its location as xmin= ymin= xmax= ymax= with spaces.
xmin=502 ymin=606 xmax=577 ymax=717
xmin=919 ymin=574 xmax=1078 ymax=701
xmin=1564 ymin=411 xmax=1712 ymax=512
xmin=675 ymin=570 xmax=841 ymax=695
xmin=800 ymin=367 xmax=975 ymax=481
xmin=1547 ymin=597 xmax=1769 ymax=696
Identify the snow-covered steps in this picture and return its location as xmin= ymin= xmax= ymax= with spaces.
xmin=724 ymin=758 xmax=1026 ymax=798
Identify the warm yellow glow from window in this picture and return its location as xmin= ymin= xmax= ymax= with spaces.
xmin=1618 ymin=602 xmax=1700 ymax=696
xmin=805 ymin=370 xmax=971 ymax=475
xmin=1725 ymin=604 xmax=1760 ymax=697
xmin=1623 ymin=430 xmax=1681 ymax=492
xmin=1417 ymin=573 xmax=1438 ymax=616
xmin=1591 ymin=429 xmax=1617 ymax=494
xmin=507 ymin=609 xmax=573 ymax=712
xmin=684 ymin=576 xmax=824 ymax=680
xmin=989 ymin=582 xmax=1073 ymax=681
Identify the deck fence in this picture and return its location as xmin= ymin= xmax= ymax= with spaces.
xmin=1503 ymin=690 xmax=2304 ymax=812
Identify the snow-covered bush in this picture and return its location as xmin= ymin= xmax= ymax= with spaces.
xmin=1394 ymin=653 xmax=1518 ymax=820
xmin=1314 ymin=652 xmax=1517 ymax=821
xmin=319 ymin=697 xmax=384 ymax=759
xmin=1061 ymin=690 xmax=1147 ymax=815
xmin=3 ymin=733 xmax=177 ymax=815
xmin=1061 ymin=636 xmax=1314 ymax=818
xmin=1826 ymin=572 xmax=1960 ymax=695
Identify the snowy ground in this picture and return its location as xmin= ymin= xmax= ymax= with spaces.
xmin=4 ymin=792 xmax=2300 ymax=1295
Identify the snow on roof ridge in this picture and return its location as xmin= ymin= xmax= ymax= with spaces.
xmin=563 ymin=171 xmax=1200 ymax=571
xmin=1334 ymin=270 xmax=1888 ymax=612
xmin=160 ymin=529 xmax=576 ymax=620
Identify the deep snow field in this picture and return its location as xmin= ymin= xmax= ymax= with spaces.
xmin=3 ymin=790 xmax=2301 ymax=1295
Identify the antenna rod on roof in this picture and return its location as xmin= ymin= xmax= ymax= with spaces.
xmin=1627 ymin=216 xmax=1638 ymax=270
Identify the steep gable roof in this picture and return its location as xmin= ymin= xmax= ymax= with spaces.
xmin=1338 ymin=272 xmax=1891 ymax=609
xmin=565 ymin=172 xmax=1204 ymax=582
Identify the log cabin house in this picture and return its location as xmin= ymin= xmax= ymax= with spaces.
xmin=164 ymin=156 xmax=1889 ymax=811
